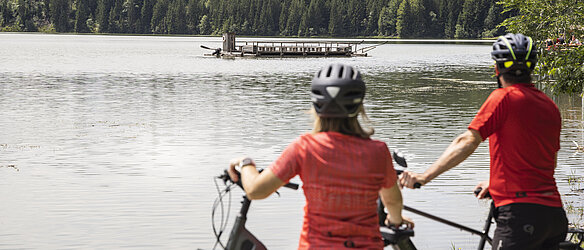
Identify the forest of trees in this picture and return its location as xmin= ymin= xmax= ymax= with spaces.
xmin=0 ymin=0 xmax=510 ymax=38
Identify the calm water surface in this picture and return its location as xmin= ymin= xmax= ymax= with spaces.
xmin=0 ymin=33 xmax=582 ymax=249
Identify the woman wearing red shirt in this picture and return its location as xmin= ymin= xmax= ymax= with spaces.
xmin=228 ymin=63 xmax=413 ymax=249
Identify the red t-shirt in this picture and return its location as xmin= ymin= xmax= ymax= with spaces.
xmin=269 ymin=132 xmax=397 ymax=249
xmin=468 ymin=84 xmax=562 ymax=208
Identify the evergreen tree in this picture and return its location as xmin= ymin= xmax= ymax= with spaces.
xmin=74 ymin=0 xmax=90 ymax=33
xmin=455 ymin=0 xmax=490 ymax=38
xmin=167 ymin=0 xmax=187 ymax=34
xmin=347 ymin=0 xmax=366 ymax=36
xmin=406 ymin=0 xmax=426 ymax=37
xmin=151 ymin=0 xmax=168 ymax=33
xmin=141 ymin=0 xmax=154 ymax=33
xmin=257 ymin=0 xmax=279 ymax=35
xmin=108 ymin=0 xmax=123 ymax=33
xmin=126 ymin=0 xmax=141 ymax=33
xmin=50 ymin=0 xmax=70 ymax=32
xmin=365 ymin=0 xmax=389 ymax=35
xmin=0 ymin=0 xmax=9 ymax=27
xmin=284 ymin=0 xmax=305 ymax=36
xmin=198 ymin=14 xmax=210 ymax=34
xmin=377 ymin=0 xmax=399 ymax=36
xmin=186 ymin=0 xmax=202 ymax=34
xmin=482 ymin=2 xmax=506 ymax=38
xmin=278 ymin=0 xmax=290 ymax=35
xmin=423 ymin=0 xmax=441 ymax=38
xmin=329 ymin=0 xmax=350 ymax=36
xmin=96 ymin=0 xmax=111 ymax=32
xmin=396 ymin=0 xmax=412 ymax=38
xmin=300 ymin=0 xmax=326 ymax=36
xmin=16 ymin=0 xmax=33 ymax=31
xmin=43 ymin=0 xmax=51 ymax=21
xmin=442 ymin=0 xmax=462 ymax=38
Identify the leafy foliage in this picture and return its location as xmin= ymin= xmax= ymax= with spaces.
xmin=499 ymin=0 xmax=584 ymax=94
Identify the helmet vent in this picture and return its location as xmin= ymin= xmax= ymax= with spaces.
xmin=317 ymin=70 xmax=322 ymax=78
xmin=345 ymin=90 xmax=362 ymax=98
xmin=326 ymin=86 xmax=340 ymax=98
xmin=338 ymin=66 xmax=344 ymax=78
xmin=349 ymin=68 xmax=355 ymax=79
xmin=326 ymin=66 xmax=332 ymax=77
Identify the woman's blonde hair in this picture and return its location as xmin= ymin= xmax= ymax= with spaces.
xmin=311 ymin=104 xmax=374 ymax=139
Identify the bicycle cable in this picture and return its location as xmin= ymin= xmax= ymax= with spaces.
xmin=212 ymin=177 xmax=233 ymax=250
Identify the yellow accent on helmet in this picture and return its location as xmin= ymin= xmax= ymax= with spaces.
xmin=526 ymin=61 xmax=532 ymax=68
xmin=504 ymin=61 xmax=514 ymax=68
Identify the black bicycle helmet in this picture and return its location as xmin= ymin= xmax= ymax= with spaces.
xmin=311 ymin=63 xmax=365 ymax=118
xmin=491 ymin=33 xmax=537 ymax=75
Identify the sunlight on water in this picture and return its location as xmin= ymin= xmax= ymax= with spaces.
xmin=0 ymin=33 xmax=582 ymax=249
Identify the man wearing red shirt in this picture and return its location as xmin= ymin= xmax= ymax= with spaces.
xmin=400 ymin=33 xmax=568 ymax=249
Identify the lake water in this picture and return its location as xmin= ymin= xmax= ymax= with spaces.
xmin=0 ymin=33 xmax=582 ymax=249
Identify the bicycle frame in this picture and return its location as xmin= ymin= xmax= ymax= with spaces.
xmin=225 ymin=195 xmax=266 ymax=250
xmin=401 ymin=203 xmax=493 ymax=250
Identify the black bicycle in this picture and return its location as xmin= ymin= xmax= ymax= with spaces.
xmin=391 ymin=152 xmax=584 ymax=250
xmin=211 ymin=167 xmax=416 ymax=250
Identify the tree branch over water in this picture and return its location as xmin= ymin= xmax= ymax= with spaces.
xmin=499 ymin=0 xmax=584 ymax=95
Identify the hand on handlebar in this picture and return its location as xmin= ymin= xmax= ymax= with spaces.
xmin=399 ymin=171 xmax=426 ymax=189
xmin=386 ymin=215 xmax=415 ymax=229
xmin=473 ymin=180 xmax=490 ymax=199
xmin=227 ymin=157 xmax=246 ymax=183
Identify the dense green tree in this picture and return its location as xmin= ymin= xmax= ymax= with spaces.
xmin=329 ymin=0 xmax=350 ymax=36
xmin=96 ymin=0 xmax=111 ymax=32
xmin=126 ymin=0 xmax=141 ymax=33
xmin=107 ymin=0 xmax=124 ymax=33
xmin=0 ymin=0 xmax=11 ymax=27
xmin=198 ymin=14 xmax=210 ymax=34
xmin=454 ymin=0 xmax=490 ymax=38
xmin=74 ymin=0 xmax=90 ymax=33
xmin=140 ymin=0 xmax=154 ymax=32
xmin=167 ymin=0 xmax=186 ymax=34
xmin=186 ymin=0 xmax=202 ymax=34
xmin=441 ymin=0 xmax=463 ymax=38
xmin=299 ymin=0 xmax=328 ymax=36
xmin=283 ymin=0 xmax=305 ymax=36
xmin=378 ymin=0 xmax=399 ymax=36
xmin=500 ymin=0 xmax=584 ymax=94
xmin=408 ymin=0 xmax=426 ymax=37
xmin=396 ymin=0 xmax=413 ymax=38
xmin=258 ymin=0 xmax=279 ymax=35
xmin=16 ymin=0 xmax=37 ymax=31
xmin=278 ymin=0 xmax=290 ymax=35
xmin=151 ymin=0 xmax=168 ymax=33
xmin=50 ymin=0 xmax=70 ymax=32
xmin=365 ymin=0 xmax=389 ymax=35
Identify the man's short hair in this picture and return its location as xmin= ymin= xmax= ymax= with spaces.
xmin=500 ymin=71 xmax=532 ymax=84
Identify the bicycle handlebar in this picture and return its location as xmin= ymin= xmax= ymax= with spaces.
xmin=392 ymin=151 xmax=421 ymax=189
xmin=218 ymin=169 xmax=299 ymax=191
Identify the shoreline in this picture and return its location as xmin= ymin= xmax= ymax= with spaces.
xmin=0 ymin=31 xmax=496 ymax=44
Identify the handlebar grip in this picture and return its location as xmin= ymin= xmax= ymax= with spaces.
xmin=474 ymin=187 xmax=491 ymax=198
xmin=283 ymin=182 xmax=299 ymax=190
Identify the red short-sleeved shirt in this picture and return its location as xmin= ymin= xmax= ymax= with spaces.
xmin=468 ymin=84 xmax=562 ymax=208
xmin=269 ymin=132 xmax=397 ymax=249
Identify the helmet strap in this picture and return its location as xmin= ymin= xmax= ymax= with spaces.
xmin=494 ymin=65 xmax=502 ymax=88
